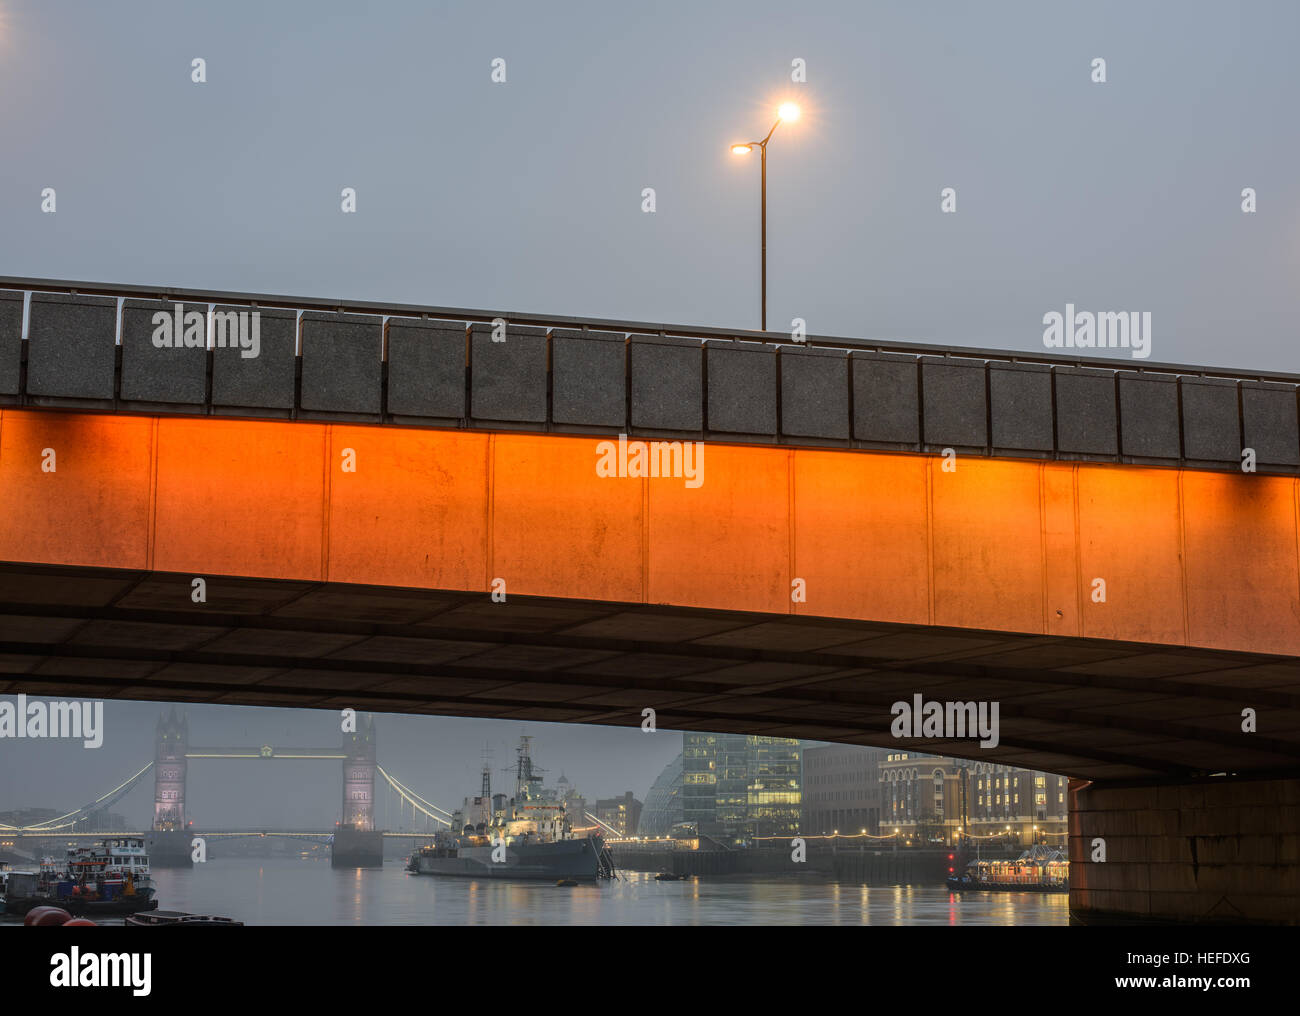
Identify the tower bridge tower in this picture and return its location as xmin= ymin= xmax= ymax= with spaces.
xmin=342 ymin=712 xmax=376 ymax=830
xmin=333 ymin=713 xmax=383 ymax=867
xmin=153 ymin=707 xmax=187 ymax=831
xmin=149 ymin=708 xmax=193 ymax=867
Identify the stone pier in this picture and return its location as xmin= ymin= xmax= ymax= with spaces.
xmin=147 ymin=829 xmax=194 ymax=869
xmin=1069 ymin=775 xmax=1299 ymax=925
xmin=331 ymin=828 xmax=384 ymax=868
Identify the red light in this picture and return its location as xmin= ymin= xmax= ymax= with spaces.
xmin=948 ymin=867 xmax=954 ymax=873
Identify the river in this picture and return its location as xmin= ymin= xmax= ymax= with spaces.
xmin=77 ymin=857 xmax=1073 ymax=925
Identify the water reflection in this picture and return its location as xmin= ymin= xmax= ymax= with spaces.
xmin=114 ymin=859 xmax=1071 ymax=926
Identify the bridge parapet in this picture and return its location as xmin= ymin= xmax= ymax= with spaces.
xmin=1 ymin=277 xmax=1296 ymax=474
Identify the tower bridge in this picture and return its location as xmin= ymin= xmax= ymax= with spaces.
xmin=0 ymin=711 xmax=453 ymax=867
xmin=149 ymin=707 xmax=389 ymax=865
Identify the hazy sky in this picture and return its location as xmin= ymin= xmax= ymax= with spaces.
xmin=2 ymin=2 xmax=1297 ymax=822
xmin=0 ymin=701 xmax=686 ymax=829
xmin=1 ymin=0 xmax=1297 ymax=371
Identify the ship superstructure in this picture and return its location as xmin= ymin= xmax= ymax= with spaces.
xmin=408 ymin=737 xmax=615 ymax=881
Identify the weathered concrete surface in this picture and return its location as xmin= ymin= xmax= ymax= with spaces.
xmin=1069 ymin=775 xmax=1300 ymax=925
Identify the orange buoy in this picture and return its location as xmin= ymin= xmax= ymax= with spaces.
xmin=62 ymin=918 xmax=98 ymax=927
xmin=25 ymin=906 xmax=73 ymax=926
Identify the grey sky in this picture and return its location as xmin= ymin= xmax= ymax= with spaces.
xmin=1 ymin=0 xmax=1296 ymax=371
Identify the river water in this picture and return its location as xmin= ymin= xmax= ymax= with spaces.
xmin=75 ymin=858 xmax=1072 ymax=926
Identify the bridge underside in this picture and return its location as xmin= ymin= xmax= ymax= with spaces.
xmin=2 ymin=560 xmax=1298 ymax=782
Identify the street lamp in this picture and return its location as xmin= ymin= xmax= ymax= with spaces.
xmin=730 ymin=102 xmax=801 ymax=330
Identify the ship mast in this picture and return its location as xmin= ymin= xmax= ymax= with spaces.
xmin=513 ymin=735 xmax=546 ymax=802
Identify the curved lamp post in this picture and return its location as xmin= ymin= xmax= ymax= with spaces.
xmin=730 ymin=102 xmax=800 ymax=331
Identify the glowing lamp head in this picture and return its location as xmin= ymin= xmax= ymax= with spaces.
xmin=730 ymin=144 xmax=752 ymax=155
xmin=777 ymin=102 xmax=801 ymax=122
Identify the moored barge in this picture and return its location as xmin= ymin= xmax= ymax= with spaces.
xmin=947 ymin=844 xmax=1068 ymax=893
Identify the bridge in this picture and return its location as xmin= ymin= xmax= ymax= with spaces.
xmin=1 ymin=276 xmax=1297 ymax=923
xmin=0 ymin=711 xmax=453 ymax=865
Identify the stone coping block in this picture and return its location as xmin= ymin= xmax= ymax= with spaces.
xmin=211 ymin=306 xmax=298 ymax=411
xmin=300 ymin=311 xmax=383 ymax=415
xmin=851 ymin=350 xmax=919 ymax=445
xmin=26 ymin=292 xmax=118 ymax=400
xmin=120 ymin=298 xmax=209 ymax=405
xmin=386 ymin=318 xmax=467 ymax=420
xmin=922 ymin=355 xmax=987 ymax=448
xmin=1118 ymin=371 xmax=1180 ymax=460
xmin=630 ymin=334 xmax=703 ymax=432
xmin=989 ymin=361 xmax=1052 ymax=452
xmin=1055 ymin=366 xmax=1117 ymax=456
xmin=1180 ymin=376 xmax=1240 ymax=463
xmin=781 ymin=344 xmax=849 ymax=440
xmin=0 ymin=290 xmax=23 ymax=395
xmin=1241 ymin=381 xmax=1300 ymax=466
xmin=552 ymin=328 xmax=626 ymax=428
xmin=469 ymin=322 xmax=548 ymax=423
xmin=706 ymin=339 xmax=776 ymax=435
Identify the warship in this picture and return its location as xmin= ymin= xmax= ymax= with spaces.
xmin=407 ymin=737 xmax=615 ymax=881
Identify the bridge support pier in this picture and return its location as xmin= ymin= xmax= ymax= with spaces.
xmin=148 ymin=830 xmax=194 ymax=869
xmin=331 ymin=828 xmax=384 ymax=868
xmin=1068 ymin=774 xmax=1299 ymax=925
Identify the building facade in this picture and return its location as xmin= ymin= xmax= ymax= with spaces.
xmin=590 ymin=791 xmax=642 ymax=838
xmin=878 ymin=753 xmax=1068 ymax=847
xmin=967 ymin=760 xmax=1069 ymax=844
xmin=801 ymin=744 xmax=885 ymax=835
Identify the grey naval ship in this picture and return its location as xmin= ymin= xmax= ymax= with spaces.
xmin=407 ymin=737 xmax=616 ymax=881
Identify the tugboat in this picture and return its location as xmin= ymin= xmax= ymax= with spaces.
xmin=6 ymin=837 xmax=159 ymax=917
xmin=408 ymin=737 xmax=616 ymax=881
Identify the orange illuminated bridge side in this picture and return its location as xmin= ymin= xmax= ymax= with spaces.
xmin=1 ymin=408 xmax=1295 ymax=655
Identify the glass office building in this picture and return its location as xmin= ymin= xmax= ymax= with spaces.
xmin=679 ymin=732 xmax=802 ymax=844
xmin=682 ymin=733 xmax=719 ymax=834
xmin=638 ymin=751 xmax=684 ymax=837
xmin=745 ymin=735 xmax=802 ymax=840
